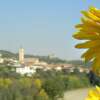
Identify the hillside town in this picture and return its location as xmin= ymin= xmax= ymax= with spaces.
xmin=0 ymin=48 xmax=89 ymax=76
xmin=1 ymin=1 xmax=100 ymax=99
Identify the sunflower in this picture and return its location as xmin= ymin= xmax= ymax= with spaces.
xmin=73 ymin=6 xmax=100 ymax=75
xmin=86 ymin=86 xmax=100 ymax=100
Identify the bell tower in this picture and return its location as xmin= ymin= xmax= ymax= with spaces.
xmin=19 ymin=47 xmax=24 ymax=64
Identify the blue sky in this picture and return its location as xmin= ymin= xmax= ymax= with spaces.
xmin=0 ymin=0 xmax=99 ymax=60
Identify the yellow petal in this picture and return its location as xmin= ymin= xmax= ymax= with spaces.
xmin=75 ymin=40 xmax=100 ymax=49
xmin=89 ymin=6 xmax=100 ymax=18
xmin=73 ymin=32 xmax=99 ymax=40
xmin=82 ymin=11 xmax=100 ymax=23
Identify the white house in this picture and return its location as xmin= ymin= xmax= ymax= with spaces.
xmin=16 ymin=66 xmax=36 ymax=76
xmin=0 ymin=58 xmax=4 ymax=63
xmin=0 ymin=54 xmax=4 ymax=63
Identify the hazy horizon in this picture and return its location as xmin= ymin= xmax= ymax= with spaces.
xmin=0 ymin=0 xmax=99 ymax=60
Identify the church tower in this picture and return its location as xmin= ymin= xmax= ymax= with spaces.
xmin=19 ymin=47 xmax=24 ymax=64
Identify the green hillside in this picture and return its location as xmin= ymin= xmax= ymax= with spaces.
xmin=0 ymin=50 xmax=67 ymax=64
xmin=0 ymin=50 xmax=91 ymax=66
xmin=0 ymin=50 xmax=16 ymax=58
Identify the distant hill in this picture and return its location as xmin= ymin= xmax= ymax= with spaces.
xmin=0 ymin=50 xmax=16 ymax=58
xmin=0 ymin=50 xmax=66 ymax=64
xmin=0 ymin=50 xmax=91 ymax=66
xmin=67 ymin=60 xmax=92 ymax=67
xmin=32 ymin=55 xmax=67 ymax=64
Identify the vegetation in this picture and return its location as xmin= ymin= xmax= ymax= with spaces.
xmin=0 ymin=50 xmax=16 ymax=58
xmin=67 ymin=60 xmax=92 ymax=67
xmin=0 ymin=50 xmax=92 ymax=100
xmin=0 ymin=66 xmax=91 ymax=100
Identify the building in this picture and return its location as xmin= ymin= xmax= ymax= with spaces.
xmin=16 ymin=66 xmax=36 ymax=76
xmin=0 ymin=58 xmax=4 ymax=63
xmin=0 ymin=54 xmax=4 ymax=64
xmin=19 ymin=48 xmax=24 ymax=64
xmin=18 ymin=47 xmax=41 ymax=66
xmin=24 ymin=58 xmax=39 ymax=66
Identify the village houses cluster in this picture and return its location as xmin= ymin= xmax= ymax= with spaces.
xmin=0 ymin=48 xmax=89 ymax=76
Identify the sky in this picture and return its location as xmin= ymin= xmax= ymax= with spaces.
xmin=0 ymin=0 xmax=99 ymax=60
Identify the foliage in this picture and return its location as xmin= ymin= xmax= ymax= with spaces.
xmin=0 ymin=77 xmax=49 ymax=100
xmin=43 ymin=77 xmax=65 ymax=99
xmin=67 ymin=60 xmax=92 ymax=67
xmin=35 ymin=69 xmax=90 ymax=99
xmin=67 ymin=75 xmax=90 ymax=89
xmin=0 ymin=66 xmax=90 ymax=100
xmin=0 ymin=66 xmax=20 ymax=78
